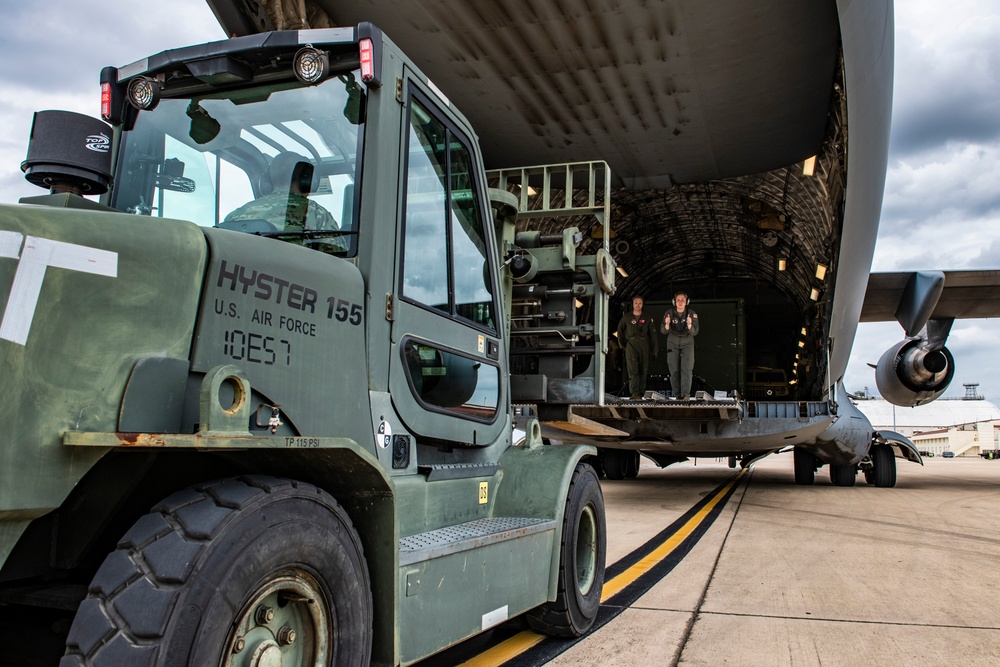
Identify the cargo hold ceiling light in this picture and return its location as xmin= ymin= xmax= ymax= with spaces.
xmin=777 ymin=257 xmax=787 ymax=271
xmin=815 ymin=262 xmax=828 ymax=281
xmin=126 ymin=76 xmax=160 ymax=111
xmin=616 ymin=265 xmax=629 ymax=278
xmin=294 ymin=46 xmax=330 ymax=85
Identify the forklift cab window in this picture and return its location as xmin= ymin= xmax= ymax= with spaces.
xmin=111 ymin=72 xmax=364 ymax=257
xmin=401 ymin=99 xmax=497 ymax=332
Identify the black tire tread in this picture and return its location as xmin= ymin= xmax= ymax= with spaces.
xmin=525 ymin=463 xmax=606 ymax=637
xmin=793 ymin=448 xmax=816 ymax=486
xmin=623 ymin=451 xmax=640 ymax=479
xmin=829 ymin=463 xmax=857 ymax=487
xmin=62 ymin=475 xmax=349 ymax=665
xmin=872 ymin=443 xmax=897 ymax=488
xmin=602 ymin=450 xmax=625 ymax=480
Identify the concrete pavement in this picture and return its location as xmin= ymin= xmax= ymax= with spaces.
xmin=563 ymin=453 xmax=1000 ymax=666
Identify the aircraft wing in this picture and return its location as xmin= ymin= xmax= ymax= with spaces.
xmin=861 ymin=270 xmax=1000 ymax=322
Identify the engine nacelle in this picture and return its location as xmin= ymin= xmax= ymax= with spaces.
xmin=875 ymin=339 xmax=954 ymax=407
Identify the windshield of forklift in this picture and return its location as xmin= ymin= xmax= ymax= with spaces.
xmin=112 ymin=71 xmax=364 ymax=256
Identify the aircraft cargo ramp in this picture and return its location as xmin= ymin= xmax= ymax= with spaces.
xmin=521 ymin=398 xmax=836 ymax=459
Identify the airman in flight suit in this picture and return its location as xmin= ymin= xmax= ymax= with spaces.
xmin=661 ymin=292 xmax=699 ymax=399
xmin=616 ymin=296 xmax=658 ymax=400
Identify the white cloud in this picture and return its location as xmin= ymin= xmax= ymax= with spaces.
xmin=846 ymin=1 xmax=1000 ymax=404
xmin=0 ymin=0 xmax=224 ymax=203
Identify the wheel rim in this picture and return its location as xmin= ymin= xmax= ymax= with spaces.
xmin=575 ymin=505 xmax=598 ymax=596
xmin=222 ymin=570 xmax=330 ymax=667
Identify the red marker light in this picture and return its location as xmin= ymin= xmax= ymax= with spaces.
xmin=101 ymin=82 xmax=112 ymax=121
xmin=360 ymin=38 xmax=374 ymax=82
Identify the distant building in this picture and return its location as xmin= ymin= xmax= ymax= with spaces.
xmin=851 ymin=385 xmax=1000 ymax=457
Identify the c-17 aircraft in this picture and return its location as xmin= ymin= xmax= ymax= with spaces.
xmin=210 ymin=0 xmax=1000 ymax=487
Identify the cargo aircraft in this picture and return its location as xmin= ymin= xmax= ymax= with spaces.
xmin=209 ymin=0 xmax=1000 ymax=487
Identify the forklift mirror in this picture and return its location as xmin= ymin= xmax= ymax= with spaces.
xmin=186 ymin=101 xmax=221 ymax=145
xmin=340 ymin=73 xmax=364 ymax=125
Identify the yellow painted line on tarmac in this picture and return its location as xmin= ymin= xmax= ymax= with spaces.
xmin=457 ymin=468 xmax=747 ymax=667
xmin=599 ymin=467 xmax=746 ymax=602
xmin=457 ymin=631 xmax=546 ymax=667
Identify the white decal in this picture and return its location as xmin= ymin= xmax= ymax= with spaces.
xmin=481 ymin=605 xmax=508 ymax=630
xmin=0 ymin=235 xmax=118 ymax=346
xmin=85 ymin=133 xmax=110 ymax=153
xmin=426 ymin=78 xmax=451 ymax=107
xmin=0 ymin=232 xmax=21 ymax=260
xmin=375 ymin=420 xmax=392 ymax=449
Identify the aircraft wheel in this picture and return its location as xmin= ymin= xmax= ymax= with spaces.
xmin=602 ymin=449 xmax=626 ymax=480
xmin=623 ymin=451 xmax=641 ymax=479
xmin=793 ymin=448 xmax=815 ymax=485
xmin=589 ymin=455 xmax=606 ymax=479
xmin=871 ymin=443 xmax=897 ymax=488
xmin=829 ymin=463 xmax=857 ymax=487
xmin=64 ymin=475 xmax=372 ymax=666
xmin=527 ymin=463 xmax=606 ymax=637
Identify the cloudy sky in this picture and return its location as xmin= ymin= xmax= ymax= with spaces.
xmin=1 ymin=1 xmax=998 ymax=400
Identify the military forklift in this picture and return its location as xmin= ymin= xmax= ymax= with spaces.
xmin=0 ymin=23 xmax=610 ymax=666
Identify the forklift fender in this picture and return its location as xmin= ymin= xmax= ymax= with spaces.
xmin=493 ymin=443 xmax=599 ymax=602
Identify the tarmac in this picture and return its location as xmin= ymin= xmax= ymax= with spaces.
xmin=429 ymin=452 xmax=1000 ymax=666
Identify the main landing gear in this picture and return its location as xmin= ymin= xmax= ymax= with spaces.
xmin=862 ymin=443 xmax=897 ymax=488
xmin=601 ymin=449 xmax=640 ymax=480
xmin=793 ymin=447 xmax=817 ymax=485
xmin=829 ymin=462 xmax=857 ymax=487
xmin=793 ymin=445 xmax=898 ymax=488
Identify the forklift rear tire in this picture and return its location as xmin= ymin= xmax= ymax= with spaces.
xmin=62 ymin=475 xmax=372 ymax=666
xmin=526 ymin=463 xmax=606 ymax=637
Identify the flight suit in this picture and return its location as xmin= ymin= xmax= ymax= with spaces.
xmin=225 ymin=191 xmax=337 ymax=232
xmin=661 ymin=307 xmax=699 ymax=398
xmin=616 ymin=310 xmax=658 ymax=398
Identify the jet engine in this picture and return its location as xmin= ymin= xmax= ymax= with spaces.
xmin=875 ymin=338 xmax=954 ymax=407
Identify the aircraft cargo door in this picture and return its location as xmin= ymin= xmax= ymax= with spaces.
xmin=387 ymin=84 xmax=507 ymax=447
